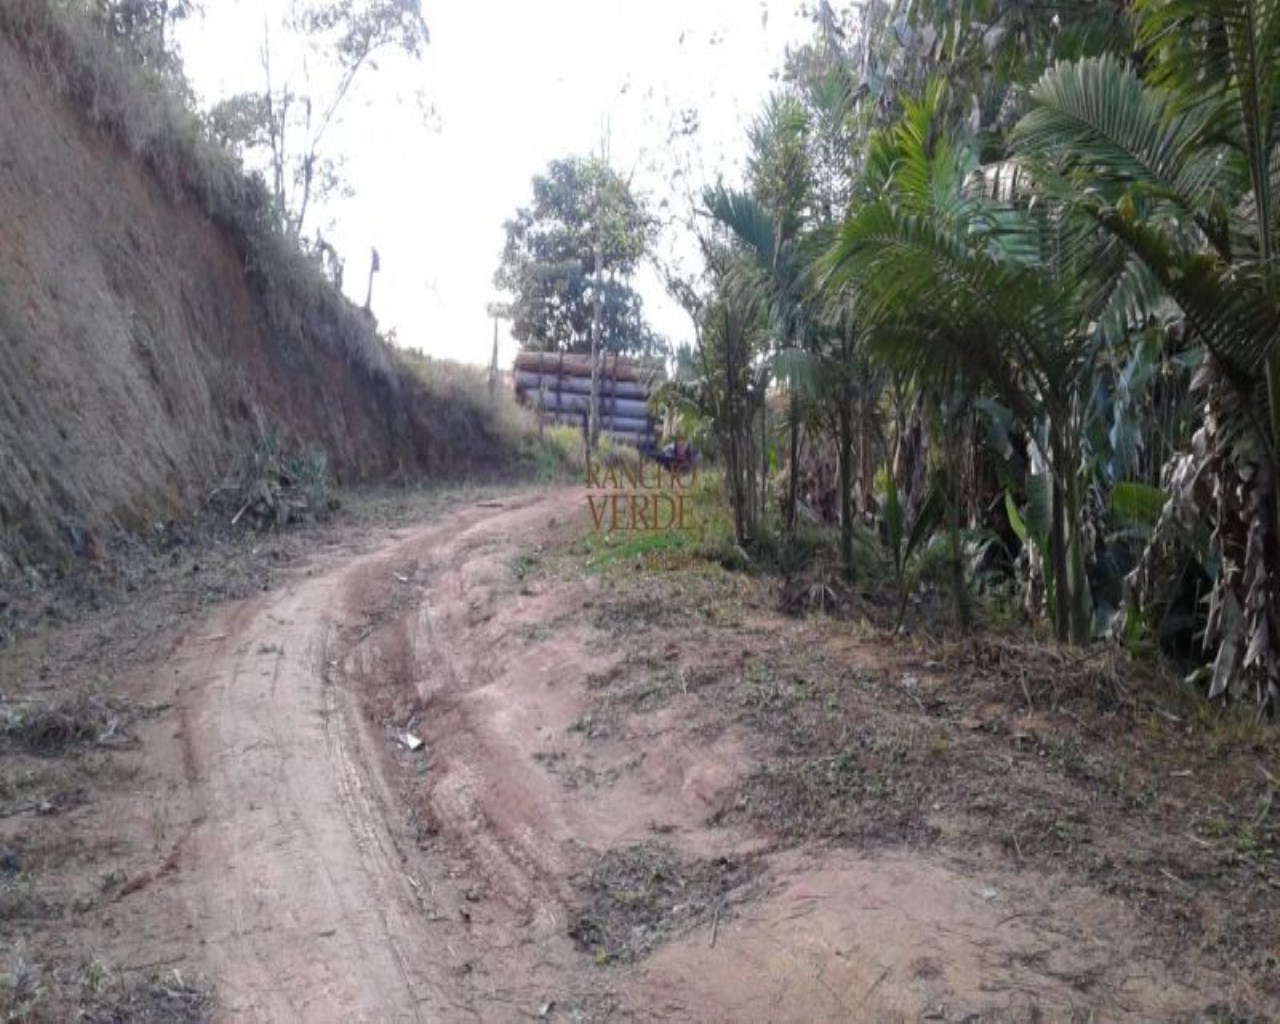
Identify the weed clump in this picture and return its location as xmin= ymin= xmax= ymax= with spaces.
xmin=1 ymin=694 xmax=150 ymax=755
xmin=78 ymin=961 xmax=211 ymax=1024
xmin=569 ymin=844 xmax=758 ymax=964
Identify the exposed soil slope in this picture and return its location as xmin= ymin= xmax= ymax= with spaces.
xmin=0 ymin=25 xmax=510 ymax=578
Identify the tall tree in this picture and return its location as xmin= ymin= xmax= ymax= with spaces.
xmin=658 ymin=230 xmax=772 ymax=545
xmin=710 ymin=92 xmax=813 ymax=536
xmin=493 ymin=157 xmax=659 ymax=357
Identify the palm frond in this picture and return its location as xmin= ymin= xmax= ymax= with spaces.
xmin=703 ymin=186 xmax=778 ymax=271
xmin=773 ymin=345 xmax=825 ymax=396
xmin=824 ymin=199 xmax=1062 ymax=408
xmin=1094 ymin=205 xmax=1280 ymax=381
xmin=1015 ymin=55 xmax=1231 ymax=217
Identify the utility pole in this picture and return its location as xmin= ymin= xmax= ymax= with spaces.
xmin=589 ymin=236 xmax=602 ymax=449
xmin=489 ymin=317 xmax=500 ymax=400
xmin=364 ymin=246 xmax=380 ymax=313
xmin=588 ymin=119 xmax=611 ymax=452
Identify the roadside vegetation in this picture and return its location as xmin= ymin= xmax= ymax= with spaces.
xmin=636 ymin=0 xmax=1280 ymax=724
xmin=0 ymin=0 xmax=399 ymax=384
xmin=542 ymin=464 xmax=1280 ymax=1011
xmin=530 ymin=4 xmax=1280 ymax=988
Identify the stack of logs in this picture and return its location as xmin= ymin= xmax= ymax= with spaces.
xmin=514 ymin=351 xmax=661 ymax=447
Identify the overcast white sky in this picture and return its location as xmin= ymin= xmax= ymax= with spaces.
xmin=178 ymin=2 xmax=812 ymax=366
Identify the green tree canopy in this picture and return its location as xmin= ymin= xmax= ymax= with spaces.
xmin=494 ymin=157 xmax=661 ymax=356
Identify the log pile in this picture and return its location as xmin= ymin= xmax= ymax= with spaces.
xmin=514 ymin=352 xmax=662 ymax=446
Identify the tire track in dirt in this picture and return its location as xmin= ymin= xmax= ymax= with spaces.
xmin=152 ymin=488 xmax=1247 ymax=1022
xmin=160 ymin=490 xmax=662 ymax=1021
xmin=164 ymin=504 xmax=526 ymax=1021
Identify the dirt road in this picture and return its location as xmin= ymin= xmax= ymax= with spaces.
xmin=96 ymin=490 xmax=1244 ymax=1021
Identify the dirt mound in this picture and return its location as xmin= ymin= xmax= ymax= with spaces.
xmin=0 ymin=18 xmax=522 ymax=580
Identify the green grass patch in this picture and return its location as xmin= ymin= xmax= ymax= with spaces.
xmin=581 ymin=472 xmax=735 ymax=570
xmin=576 ymin=469 xmax=884 ymax=588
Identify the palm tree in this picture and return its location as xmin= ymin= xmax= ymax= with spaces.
xmin=708 ymin=44 xmax=891 ymax=580
xmin=823 ymin=84 xmax=1161 ymax=642
xmin=1013 ymin=0 xmax=1280 ymax=706
xmin=658 ymin=229 xmax=772 ymax=546
xmin=706 ymin=92 xmax=817 ymax=537
xmin=706 ymin=188 xmax=888 ymax=583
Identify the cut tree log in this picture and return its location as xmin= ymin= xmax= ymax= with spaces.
xmin=597 ymin=416 xmax=654 ymax=434
xmin=545 ymin=412 xmax=653 ymax=434
xmin=596 ymin=430 xmax=653 ymax=447
xmin=535 ymin=392 xmax=650 ymax=420
xmin=514 ymin=351 xmax=662 ymax=384
xmin=542 ymin=418 xmax=652 ymax=448
xmin=515 ymin=371 xmax=649 ymax=400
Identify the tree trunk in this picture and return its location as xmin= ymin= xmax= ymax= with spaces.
xmin=837 ymin=398 xmax=855 ymax=583
xmin=937 ymin=397 xmax=971 ymax=633
xmin=363 ymin=248 xmax=377 ymax=312
xmin=489 ymin=318 xmax=500 ymax=401
xmin=722 ymin=311 xmax=746 ymax=544
xmin=858 ymin=417 xmax=875 ymax=517
xmin=945 ymin=470 xmax=971 ymax=634
xmin=761 ymin=394 xmax=769 ymax=526
xmin=293 ymin=154 xmax=316 ymax=239
xmin=1049 ymin=440 xmax=1071 ymax=644
xmin=1064 ymin=460 xmax=1092 ymax=644
xmin=894 ymin=392 xmax=927 ymax=522
xmin=786 ymin=392 xmax=800 ymax=536
xmin=589 ymin=243 xmax=603 ymax=450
